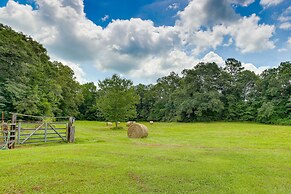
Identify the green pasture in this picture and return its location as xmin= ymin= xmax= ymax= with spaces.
xmin=0 ymin=122 xmax=290 ymax=193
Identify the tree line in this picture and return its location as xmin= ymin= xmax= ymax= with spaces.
xmin=80 ymin=60 xmax=290 ymax=125
xmin=133 ymin=60 xmax=291 ymax=124
xmin=0 ymin=23 xmax=290 ymax=124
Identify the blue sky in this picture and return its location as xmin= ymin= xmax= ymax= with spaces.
xmin=83 ymin=0 xmax=190 ymax=27
xmin=0 ymin=0 xmax=290 ymax=84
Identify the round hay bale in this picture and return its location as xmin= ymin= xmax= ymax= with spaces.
xmin=126 ymin=121 xmax=134 ymax=127
xmin=149 ymin=121 xmax=154 ymax=124
xmin=127 ymin=123 xmax=148 ymax=138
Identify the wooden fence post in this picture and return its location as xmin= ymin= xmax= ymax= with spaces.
xmin=44 ymin=122 xmax=47 ymax=143
xmin=67 ymin=117 xmax=75 ymax=143
xmin=17 ymin=122 xmax=21 ymax=144
xmin=8 ymin=113 xmax=17 ymax=149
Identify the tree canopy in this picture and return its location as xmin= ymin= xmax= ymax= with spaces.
xmin=135 ymin=61 xmax=290 ymax=124
xmin=0 ymin=23 xmax=82 ymax=118
xmin=1 ymin=23 xmax=290 ymax=125
xmin=96 ymin=74 xmax=139 ymax=127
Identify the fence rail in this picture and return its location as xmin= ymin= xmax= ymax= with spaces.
xmin=17 ymin=122 xmax=67 ymax=144
xmin=1 ymin=113 xmax=75 ymax=149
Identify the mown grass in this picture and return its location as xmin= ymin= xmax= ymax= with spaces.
xmin=0 ymin=121 xmax=290 ymax=193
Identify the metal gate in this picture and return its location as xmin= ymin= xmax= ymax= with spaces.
xmin=1 ymin=113 xmax=75 ymax=148
xmin=17 ymin=121 xmax=68 ymax=144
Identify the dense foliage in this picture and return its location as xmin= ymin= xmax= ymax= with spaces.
xmin=0 ymin=24 xmax=290 ymax=124
xmin=96 ymin=74 xmax=139 ymax=127
xmin=135 ymin=60 xmax=291 ymax=124
xmin=0 ymin=24 xmax=82 ymax=118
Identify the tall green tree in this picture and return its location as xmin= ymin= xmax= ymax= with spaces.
xmin=135 ymin=84 xmax=155 ymax=121
xmin=78 ymin=82 xmax=101 ymax=120
xmin=53 ymin=62 xmax=83 ymax=116
xmin=258 ymin=61 xmax=291 ymax=124
xmin=174 ymin=62 xmax=225 ymax=121
xmin=223 ymin=58 xmax=245 ymax=120
xmin=97 ymin=74 xmax=139 ymax=127
xmin=150 ymin=72 xmax=181 ymax=121
xmin=0 ymin=23 xmax=82 ymax=117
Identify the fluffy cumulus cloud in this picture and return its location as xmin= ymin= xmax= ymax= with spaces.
xmin=228 ymin=14 xmax=275 ymax=53
xmin=0 ymin=0 xmax=275 ymax=83
xmin=177 ymin=0 xmax=239 ymax=29
xmin=129 ymin=50 xmax=198 ymax=79
xmin=201 ymin=51 xmax=225 ymax=67
xmin=201 ymin=51 xmax=268 ymax=74
xmin=176 ymin=0 xmax=275 ymax=54
xmin=242 ymin=63 xmax=269 ymax=74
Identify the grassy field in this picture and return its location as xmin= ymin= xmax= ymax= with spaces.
xmin=0 ymin=121 xmax=290 ymax=193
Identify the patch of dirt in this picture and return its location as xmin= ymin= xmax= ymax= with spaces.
xmin=32 ymin=185 xmax=42 ymax=191
xmin=127 ymin=172 xmax=149 ymax=192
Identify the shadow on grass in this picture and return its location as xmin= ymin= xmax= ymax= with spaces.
xmin=111 ymin=126 xmax=124 ymax=130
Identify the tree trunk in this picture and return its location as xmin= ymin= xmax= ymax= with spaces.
xmin=115 ymin=121 xmax=118 ymax=128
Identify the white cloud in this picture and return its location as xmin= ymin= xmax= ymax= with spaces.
xmin=278 ymin=48 xmax=287 ymax=52
xmin=201 ymin=51 xmax=268 ymax=74
xmin=201 ymin=51 xmax=225 ymax=67
xmin=129 ymin=50 xmax=198 ymax=79
xmin=176 ymin=0 xmax=275 ymax=54
xmin=0 ymin=0 xmax=103 ymax=81
xmin=228 ymin=0 xmax=255 ymax=6
xmin=223 ymin=38 xmax=233 ymax=46
xmin=101 ymin=15 xmax=109 ymax=22
xmin=228 ymin=14 xmax=275 ymax=53
xmin=102 ymin=19 xmax=179 ymax=58
xmin=168 ymin=3 xmax=179 ymax=10
xmin=93 ymin=18 xmax=183 ymax=81
xmin=279 ymin=22 xmax=291 ymax=30
xmin=278 ymin=6 xmax=291 ymax=30
xmin=60 ymin=60 xmax=87 ymax=83
xmin=242 ymin=63 xmax=269 ymax=74
xmin=278 ymin=37 xmax=291 ymax=52
xmin=260 ymin=0 xmax=284 ymax=7
xmin=189 ymin=25 xmax=229 ymax=55
xmin=176 ymin=0 xmax=239 ymax=30
xmin=0 ymin=0 xmax=37 ymax=33
xmin=278 ymin=6 xmax=291 ymax=22
xmin=0 ymin=0 xmax=276 ymax=83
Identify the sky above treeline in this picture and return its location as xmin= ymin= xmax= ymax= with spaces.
xmin=0 ymin=0 xmax=290 ymax=84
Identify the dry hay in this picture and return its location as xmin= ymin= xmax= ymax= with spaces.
xmin=106 ymin=122 xmax=112 ymax=126
xmin=127 ymin=123 xmax=148 ymax=138
xmin=126 ymin=121 xmax=137 ymax=127
xmin=126 ymin=121 xmax=134 ymax=127
xmin=149 ymin=121 xmax=154 ymax=124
